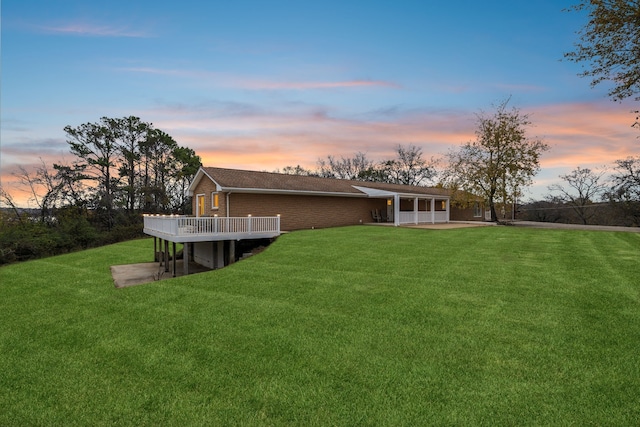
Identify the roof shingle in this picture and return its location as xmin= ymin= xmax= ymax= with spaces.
xmin=202 ymin=167 xmax=450 ymax=197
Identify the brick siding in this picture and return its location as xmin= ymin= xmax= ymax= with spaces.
xmin=192 ymin=175 xmax=483 ymax=228
xmin=229 ymin=193 xmax=384 ymax=230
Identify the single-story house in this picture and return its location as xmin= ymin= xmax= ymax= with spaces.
xmin=143 ymin=166 xmax=485 ymax=275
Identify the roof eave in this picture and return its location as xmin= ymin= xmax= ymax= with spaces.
xmin=220 ymin=187 xmax=367 ymax=197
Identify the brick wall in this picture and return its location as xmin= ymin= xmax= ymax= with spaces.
xmin=192 ymin=178 xmax=227 ymax=216
xmin=450 ymin=204 xmax=484 ymax=221
xmin=229 ymin=193 xmax=384 ymax=230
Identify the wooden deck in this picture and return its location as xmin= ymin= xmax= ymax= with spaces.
xmin=143 ymin=215 xmax=281 ymax=243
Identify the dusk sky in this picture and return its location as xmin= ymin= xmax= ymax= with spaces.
xmin=2 ymin=0 xmax=639 ymax=207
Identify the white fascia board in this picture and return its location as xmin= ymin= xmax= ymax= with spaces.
xmin=353 ymin=185 xmax=449 ymax=199
xmin=221 ymin=187 xmax=367 ymax=198
xmin=186 ymin=168 xmax=221 ymax=196
xmin=352 ymin=186 xmax=396 ymax=198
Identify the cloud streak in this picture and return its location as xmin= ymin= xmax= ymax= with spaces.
xmin=38 ymin=22 xmax=152 ymax=38
xmin=121 ymin=67 xmax=400 ymax=91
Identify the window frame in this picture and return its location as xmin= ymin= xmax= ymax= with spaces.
xmin=211 ymin=192 xmax=219 ymax=210
xmin=473 ymin=202 xmax=482 ymax=218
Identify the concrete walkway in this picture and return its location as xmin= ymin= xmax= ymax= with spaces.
xmin=110 ymin=260 xmax=212 ymax=288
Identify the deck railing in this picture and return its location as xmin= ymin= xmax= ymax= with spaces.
xmin=398 ymin=211 xmax=448 ymax=224
xmin=143 ymin=215 xmax=280 ymax=239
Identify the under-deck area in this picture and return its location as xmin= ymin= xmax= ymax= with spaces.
xmin=143 ymin=215 xmax=281 ymax=276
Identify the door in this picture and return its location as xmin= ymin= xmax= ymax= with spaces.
xmin=197 ymin=194 xmax=205 ymax=217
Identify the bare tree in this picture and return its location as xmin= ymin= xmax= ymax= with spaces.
xmin=317 ymin=152 xmax=374 ymax=180
xmin=0 ymin=185 xmax=25 ymax=224
xmin=377 ymin=144 xmax=437 ymax=186
xmin=12 ymin=159 xmax=61 ymax=223
xmin=277 ymin=165 xmax=315 ymax=176
xmin=548 ymin=166 xmax=609 ymax=225
xmin=608 ymin=156 xmax=640 ymax=224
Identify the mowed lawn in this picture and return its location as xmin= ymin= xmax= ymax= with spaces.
xmin=1 ymin=226 xmax=639 ymax=426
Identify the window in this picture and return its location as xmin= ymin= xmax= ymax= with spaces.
xmin=473 ymin=202 xmax=482 ymax=217
xmin=212 ymin=192 xmax=219 ymax=209
xmin=441 ymin=200 xmax=446 ymax=210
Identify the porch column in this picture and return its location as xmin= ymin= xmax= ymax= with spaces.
xmin=431 ymin=198 xmax=435 ymax=224
xmin=393 ymin=194 xmax=400 ymax=226
xmin=446 ymin=199 xmax=450 ymax=223
xmin=413 ymin=198 xmax=419 ymax=224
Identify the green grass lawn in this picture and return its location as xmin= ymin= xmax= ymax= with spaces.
xmin=1 ymin=226 xmax=639 ymax=426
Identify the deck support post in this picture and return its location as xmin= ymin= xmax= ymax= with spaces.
xmin=172 ymin=242 xmax=177 ymax=277
xmin=183 ymin=242 xmax=190 ymax=276
xmin=153 ymin=237 xmax=158 ymax=261
xmin=214 ymin=241 xmax=224 ymax=268
xmin=228 ymin=240 xmax=235 ymax=265
xmin=164 ymin=240 xmax=169 ymax=272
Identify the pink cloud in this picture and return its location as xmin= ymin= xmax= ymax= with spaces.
xmin=3 ymin=100 xmax=638 ymax=206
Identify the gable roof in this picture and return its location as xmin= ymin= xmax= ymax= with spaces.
xmin=188 ymin=167 xmax=450 ymax=198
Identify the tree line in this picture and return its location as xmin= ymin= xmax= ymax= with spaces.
xmin=520 ymin=159 xmax=640 ymax=226
xmin=0 ymin=116 xmax=201 ymax=264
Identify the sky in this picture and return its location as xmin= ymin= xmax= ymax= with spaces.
xmin=2 ymin=0 xmax=639 ymax=207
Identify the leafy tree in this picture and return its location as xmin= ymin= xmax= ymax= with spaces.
xmin=139 ymin=129 xmax=178 ymax=212
xmin=52 ymin=162 xmax=90 ymax=208
xmin=107 ymin=116 xmax=151 ymax=214
xmin=444 ymin=99 xmax=549 ymax=221
xmin=168 ymin=146 xmax=201 ymax=213
xmin=64 ymin=119 xmax=121 ymax=229
xmin=564 ymin=1 xmax=640 ymax=102
xmin=547 ymin=166 xmax=609 ymax=224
